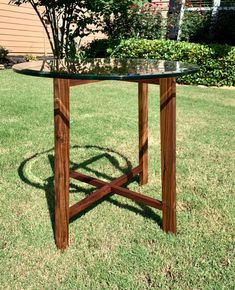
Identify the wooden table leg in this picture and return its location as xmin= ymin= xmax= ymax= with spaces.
xmin=159 ymin=78 xmax=176 ymax=234
xmin=138 ymin=82 xmax=148 ymax=185
xmin=53 ymin=78 xmax=70 ymax=249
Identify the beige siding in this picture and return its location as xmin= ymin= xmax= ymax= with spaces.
xmin=0 ymin=0 xmax=171 ymax=56
xmin=0 ymin=0 xmax=105 ymax=56
xmin=0 ymin=0 xmax=51 ymax=55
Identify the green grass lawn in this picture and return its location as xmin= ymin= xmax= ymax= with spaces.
xmin=0 ymin=69 xmax=234 ymax=289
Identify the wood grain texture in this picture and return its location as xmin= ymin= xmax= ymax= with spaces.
xmin=52 ymin=76 xmax=177 ymax=249
xmin=111 ymin=186 xmax=162 ymax=210
xmin=69 ymin=80 xmax=101 ymax=87
xmin=69 ymin=165 xmax=162 ymax=218
xmin=54 ymin=78 xmax=70 ymax=250
xmin=159 ymin=78 xmax=176 ymax=234
xmin=70 ymin=165 xmax=141 ymax=189
xmin=126 ymin=79 xmax=159 ymax=84
xmin=69 ymin=185 xmax=111 ymax=218
xmin=138 ymin=82 xmax=148 ymax=185
xmin=69 ymin=166 xmax=142 ymax=218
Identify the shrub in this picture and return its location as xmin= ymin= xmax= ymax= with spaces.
xmin=102 ymin=1 xmax=165 ymax=40
xmin=179 ymin=8 xmax=235 ymax=45
xmin=83 ymin=39 xmax=120 ymax=58
xmin=212 ymin=10 xmax=235 ymax=45
xmin=111 ymin=39 xmax=235 ymax=86
xmin=0 ymin=46 xmax=9 ymax=63
xmin=101 ymin=1 xmax=137 ymax=40
xmin=24 ymin=54 xmax=37 ymax=62
xmin=180 ymin=10 xmax=212 ymax=43
xmin=127 ymin=3 xmax=164 ymax=40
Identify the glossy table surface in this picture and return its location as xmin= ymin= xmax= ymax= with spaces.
xmin=13 ymin=58 xmax=199 ymax=80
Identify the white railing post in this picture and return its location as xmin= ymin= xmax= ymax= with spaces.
xmin=210 ymin=0 xmax=221 ymax=34
xmin=177 ymin=0 xmax=186 ymax=40
xmin=212 ymin=0 xmax=221 ymax=18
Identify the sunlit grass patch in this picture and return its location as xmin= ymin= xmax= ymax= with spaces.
xmin=0 ymin=70 xmax=234 ymax=289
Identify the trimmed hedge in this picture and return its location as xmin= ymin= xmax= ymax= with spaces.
xmin=110 ymin=39 xmax=235 ymax=86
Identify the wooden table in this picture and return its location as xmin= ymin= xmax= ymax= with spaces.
xmin=13 ymin=58 xmax=198 ymax=250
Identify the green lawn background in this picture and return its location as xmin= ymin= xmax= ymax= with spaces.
xmin=0 ymin=70 xmax=234 ymax=289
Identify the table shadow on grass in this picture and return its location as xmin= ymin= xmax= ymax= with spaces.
xmin=18 ymin=145 xmax=162 ymax=241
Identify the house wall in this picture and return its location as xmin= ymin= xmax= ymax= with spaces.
xmin=0 ymin=0 xmax=52 ymax=55
xmin=0 ymin=0 xmax=104 ymax=56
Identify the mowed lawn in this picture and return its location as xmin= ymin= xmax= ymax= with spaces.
xmin=0 ymin=69 xmax=234 ymax=290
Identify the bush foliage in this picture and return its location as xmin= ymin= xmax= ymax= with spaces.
xmin=110 ymin=39 xmax=235 ymax=86
xmin=83 ymin=39 xmax=118 ymax=58
xmin=102 ymin=1 xmax=165 ymax=40
xmin=180 ymin=9 xmax=235 ymax=45
xmin=0 ymin=46 xmax=9 ymax=63
xmin=180 ymin=11 xmax=212 ymax=43
xmin=213 ymin=10 xmax=235 ymax=45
